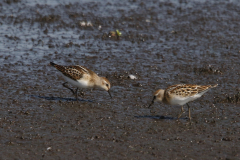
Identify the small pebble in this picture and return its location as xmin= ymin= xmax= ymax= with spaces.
xmin=128 ymin=74 xmax=137 ymax=79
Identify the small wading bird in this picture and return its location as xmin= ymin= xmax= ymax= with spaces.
xmin=50 ymin=62 xmax=112 ymax=101
xmin=148 ymin=84 xmax=218 ymax=121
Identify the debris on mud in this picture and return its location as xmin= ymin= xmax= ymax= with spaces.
xmin=79 ymin=21 xmax=93 ymax=27
xmin=128 ymin=74 xmax=138 ymax=80
xmin=112 ymin=72 xmax=139 ymax=80
xmin=4 ymin=35 xmax=20 ymax=41
xmin=109 ymin=29 xmax=122 ymax=39
xmin=194 ymin=65 xmax=223 ymax=75
xmin=223 ymin=92 xmax=240 ymax=103
xmin=116 ymin=30 xmax=122 ymax=37
xmin=35 ymin=15 xmax=60 ymax=23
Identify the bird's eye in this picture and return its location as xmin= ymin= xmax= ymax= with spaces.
xmin=106 ymin=84 xmax=109 ymax=87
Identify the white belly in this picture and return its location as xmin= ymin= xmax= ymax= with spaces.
xmin=170 ymin=94 xmax=202 ymax=106
xmin=62 ymin=75 xmax=91 ymax=88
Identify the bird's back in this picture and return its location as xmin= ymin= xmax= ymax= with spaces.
xmin=50 ymin=62 xmax=94 ymax=81
xmin=165 ymin=84 xmax=218 ymax=105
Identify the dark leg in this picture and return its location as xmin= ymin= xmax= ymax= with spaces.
xmin=62 ymin=82 xmax=75 ymax=95
xmin=187 ymin=103 xmax=192 ymax=122
xmin=75 ymin=88 xmax=79 ymax=102
xmin=63 ymin=82 xmax=80 ymax=101
xmin=177 ymin=106 xmax=184 ymax=120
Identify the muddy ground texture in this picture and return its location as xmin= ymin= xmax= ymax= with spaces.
xmin=0 ymin=0 xmax=240 ymax=159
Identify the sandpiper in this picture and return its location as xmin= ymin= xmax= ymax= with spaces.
xmin=50 ymin=62 xmax=112 ymax=101
xmin=148 ymin=84 xmax=218 ymax=121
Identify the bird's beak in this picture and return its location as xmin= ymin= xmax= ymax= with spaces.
xmin=148 ymin=96 xmax=156 ymax=108
xmin=108 ymin=90 xmax=112 ymax=99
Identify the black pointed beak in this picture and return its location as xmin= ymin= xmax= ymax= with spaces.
xmin=108 ymin=90 xmax=112 ymax=99
xmin=148 ymin=96 xmax=156 ymax=108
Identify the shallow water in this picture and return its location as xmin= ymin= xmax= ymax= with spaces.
xmin=0 ymin=0 xmax=240 ymax=159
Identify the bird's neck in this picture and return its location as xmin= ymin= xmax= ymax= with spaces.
xmin=160 ymin=90 xmax=170 ymax=104
xmin=162 ymin=96 xmax=169 ymax=104
xmin=92 ymin=76 xmax=103 ymax=88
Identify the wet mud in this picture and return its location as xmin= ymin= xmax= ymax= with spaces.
xmin=0 ymin=0 xmax=240 ymax=159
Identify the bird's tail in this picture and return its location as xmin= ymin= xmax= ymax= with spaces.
xmin=50 ymin=62 xmax=56 ymax=67
xmin=49 ymin=62 xmax=66 ymax=73
xmin=210 ymin=84 xmax=218 ymax=88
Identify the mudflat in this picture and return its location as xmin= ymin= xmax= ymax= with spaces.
xmin=0 ymin=0 xmax=239 ymax=159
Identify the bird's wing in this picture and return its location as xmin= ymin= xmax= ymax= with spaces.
xmin=53 ymin=64 xmax=90 ymax=81
xmin=166 ymin=84 xmax=212 ymax=97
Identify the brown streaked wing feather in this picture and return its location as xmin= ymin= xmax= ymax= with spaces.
xmin=164 ymin=84 xmax=185 ymax=98
xmin=196 ymin=84 xmax=218 ymax=93
xmin=165 ymin=84 xmax=217 ymax=98
xmin=196 ymin=85 xmax=210 ymax=93
xmin=76 ymin=65 xmax=97 ymax=76
xmin=166 ymin=84 xmax=185 ymax=95
xmin=75 ymin=65 xmax=89 ymax=74
xmin=166 ymin=84 xmax=204 ymax=97
xmin=54 ymin=65 xmax=89 ymax=81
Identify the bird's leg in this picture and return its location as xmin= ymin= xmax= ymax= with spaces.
xmin=62 ymin=82 xmax=75 ymax=95
xmin=187 ymin=103 xmax=192 ymax=122
xmin=177 ymin=106 xmax=184 ymax=120
xmin=75 ymin=88 xmax=79 ymax=102
xmin=62 ymin=83 xmax=80 ymax=101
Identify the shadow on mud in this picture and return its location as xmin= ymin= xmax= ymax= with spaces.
xmin=134 ymin=115 xmax=188 ymax=120
xmin=29 ymin=95 xmax=93 ymax=102
xmin=135 ymin=115 xmax=188 ymax=120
